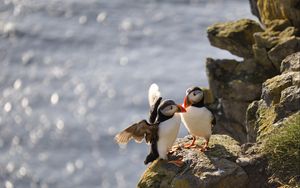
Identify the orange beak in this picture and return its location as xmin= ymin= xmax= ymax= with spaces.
xmin=183 ymin=96 xmax=190 ymax=108
xmin=177 ymin=105 xmax=186 ymax=113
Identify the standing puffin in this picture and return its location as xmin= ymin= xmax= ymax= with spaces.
xmin=180 ymin=87 xmax=215 ymax=151
xmin=114 ymin=84 xmax=186 ymax=166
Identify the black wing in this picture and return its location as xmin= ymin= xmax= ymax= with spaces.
xmin=149 ymin=97 xmax=162 ymax=124
xmin=204 ymin=104 xmax=216 ymax=128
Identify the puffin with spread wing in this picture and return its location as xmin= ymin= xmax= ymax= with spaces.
xmin=114 ymin=83 xmax=186 ymax=166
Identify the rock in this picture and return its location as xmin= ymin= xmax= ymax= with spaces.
xmin=207 ymin=19 xmax=263 ymax=58
xmin=245 ymin=101 xmax=260 ymax=143
xmin=236 ymin=157 xmax=256 ymax=167
xmin=221 ymin=100 xmax=251 ymax=125
xmin=206 ymin=58 xmax=269 ymax=101
xmin=246 ymin=52 xmax=300 ymax=142
xmin=255 ymin=0 xmax=300 ymax=28
xmin=275 ymin=86 xmax=300 ymax=121
xmin=202 ymin=88 xmax=215 ymax=104
xmin=280 ymin=52 xmax=300 ymax=73
xmin=238 ymin=143 xmax=270 ymax=188
xmin=253 ymin=30 xmax=281 ymax=49
xmin=206 ymin=57 xmax=275 ymax=143
xmin=247 ymin=82 xmax=299 ymax=142
xmin=253 ymin=26 xmax=300 ymax=71
xmin=215 ymin=117 xmax=247 ymax=143
xmin=247 ymin=0 xmax=300 ymax=72
xmin=138 ymin=135 xmax=248 ymax=188
xmin=265 ymin=19 xmax=292 ymax=32
xmin=252 ymin=44 xmax=276 ymax=71
xmin=268 ymin=36 xmax=300 ymax=70
xmin=261 ymin=71 xmax=299 ymax=106
xmin=250 ymin=100 xmax=278 ymax=141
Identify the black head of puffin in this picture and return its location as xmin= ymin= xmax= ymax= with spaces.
xmin=183 ymin=87 xmax=204 ymax=108
xmin=157 ymin=99 xmax=186 ymax=122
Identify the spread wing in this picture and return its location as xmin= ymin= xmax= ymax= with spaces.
xmin=148 ymin=83 xmax=161 ymax=107
xmin=114 ymin=120 xmax=157 ymax=144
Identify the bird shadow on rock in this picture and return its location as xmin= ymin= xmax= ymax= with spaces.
xmin=205 ymin=143 xmax=238 ymax=162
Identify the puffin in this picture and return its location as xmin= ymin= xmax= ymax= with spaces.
xmin=180 ymin=86 xmax=215 ymax=151
xmin=114 ymin=83 xmax=186 ymax=166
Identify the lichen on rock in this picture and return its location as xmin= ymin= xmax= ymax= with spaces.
xmin=138 ymin=135 xmax=248 ymax=188
xmin=207 ymin=19 xmax=263 ymax=58
xmin=254 ymin=0 xmax=300 ymax=28
xmin=246 ymin=52 xmax=300 ymax=143
xmin=281 ymin=52 xmax=300 ymax=72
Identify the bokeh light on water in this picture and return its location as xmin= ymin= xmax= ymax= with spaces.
xmin=0 ymin=0 xmax=254 ymax=187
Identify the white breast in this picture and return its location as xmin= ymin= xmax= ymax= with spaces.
xmin=180 ymin=106 xmax=212 ymax=139
xmin=157 ymin=114 xmax=181 ymax=160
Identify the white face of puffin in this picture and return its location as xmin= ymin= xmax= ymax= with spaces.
xmin=187 ymin=88 xmax=204 ymax=104
xmin=160 ymin=104 xmax=180 ymax=116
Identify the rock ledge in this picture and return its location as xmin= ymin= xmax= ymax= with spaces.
xmin=138 ymin=135 xmax=249 ymax=188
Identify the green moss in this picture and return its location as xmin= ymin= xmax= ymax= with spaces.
xmin=138 ymin=160 xmax=177 ymax=188
xmin=263 ymin=113 xmax=300 ymax=186
xmin=256 ymin=105 xmax=278 ymax=141
xmin=172 ymin=179 xmax=191 ymax=188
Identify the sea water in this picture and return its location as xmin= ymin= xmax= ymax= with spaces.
xmin=0 ymin=0 xmax=254 ymax=187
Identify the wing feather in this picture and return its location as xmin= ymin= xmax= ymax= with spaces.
xmin=148 ymin=83 xmax=161 ymax=107
xmin=114 ymin=120 xmax=154 ymax=144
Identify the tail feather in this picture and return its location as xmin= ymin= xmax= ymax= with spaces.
xmin=144 ymin=142 xmax=159 ymax=165
xmin=144 ymin=152 xmax=159 ymax=165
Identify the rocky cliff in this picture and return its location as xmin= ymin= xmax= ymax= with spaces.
xmin=138 ymin=1 xmax=300 ymax=187
xmin=206 ymin=16 xmax=299 ymax=143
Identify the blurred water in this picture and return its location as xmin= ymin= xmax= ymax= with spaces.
xmin=0 ymin=0 xmax=255 ymax=187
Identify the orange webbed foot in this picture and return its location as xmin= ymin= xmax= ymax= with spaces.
xmin=200 ymin=140 xmax=209 ymax=152
xmin=183 ymin=136 xmax=196 ymax=149
xmin=168 ymin=157 xmax=184 ymax=167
